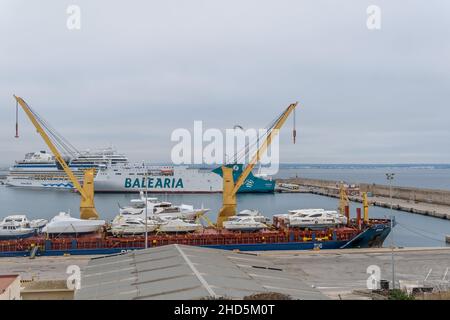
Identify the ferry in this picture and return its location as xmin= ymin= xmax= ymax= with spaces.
xmin=5 ymin=149 xmax=275 ymax=193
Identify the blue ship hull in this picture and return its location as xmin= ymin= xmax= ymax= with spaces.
xmin=213 ymin=164 xmax=275 ymax=193
xmin=0 ymin=223 xmax=391 ymax=257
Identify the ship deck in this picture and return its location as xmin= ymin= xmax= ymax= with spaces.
xmin=0 ymin=219 xmax=391 ymax=256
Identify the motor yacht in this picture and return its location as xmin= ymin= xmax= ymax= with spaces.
xmin=233 ymin=209 xmax=271 ymax=224
xmin=0 ymin=222 xmax=35 ymax=239
xmin=223 ymin=216 xmax=268 ymax=231
xmin=119 ymin=192 xmax=209 ymax=220
xmin=157 ymin=216 xmax=202 ymax=233
xmin=42 ymin=212 xmax=105 ymax=234
xmin=1 ymin=215 xmax=47 ymax=230
xmin=110 ymin=216 xmax=159 ymax=236
xmin=286 ymin=209 xmax=347 ymax=229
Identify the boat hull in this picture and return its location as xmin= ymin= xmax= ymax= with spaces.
xmin=0 ymin=231 xmax=35 ymax=240
xmin=158 ymin=226 xmax=202 ymax=233
xmin=42 ymin=222 xmax=105 ymax=234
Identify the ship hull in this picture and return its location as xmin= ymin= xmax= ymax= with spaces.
xmin=0 ymin=223 xmax=391 ymax=257
xmin=7 ymin=165 xmax=275 ymax=193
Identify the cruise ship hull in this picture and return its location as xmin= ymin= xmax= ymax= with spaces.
xmin=6 ymin=165 xmax=275 ymax=193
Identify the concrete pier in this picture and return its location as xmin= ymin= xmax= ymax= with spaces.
xmin=277 ymin=178 xmax=450 ymax=220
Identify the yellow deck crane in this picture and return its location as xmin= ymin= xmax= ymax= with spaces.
xmin=339 ymin=183 xmax=350 ymax=215
xmin=13 ymin=95 xmax=99 ymax=220
xmin=362 ymin=192 xmax=369 ymax=223
xmin=216 ymin=102 xmax=298 ymax=227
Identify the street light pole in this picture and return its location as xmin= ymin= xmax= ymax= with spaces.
xmin=386 ymin=173 xmax=395 ymax=289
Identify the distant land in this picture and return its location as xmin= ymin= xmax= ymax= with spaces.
xmin=1 ymin=163 xmax=450 ymax=172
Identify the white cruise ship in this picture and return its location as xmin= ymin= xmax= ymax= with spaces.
xmin=6 ymin=148 xmax=275 ymax=193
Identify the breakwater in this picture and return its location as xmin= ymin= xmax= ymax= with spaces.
xmin=277 ymin=178 xmax=450 ymax=220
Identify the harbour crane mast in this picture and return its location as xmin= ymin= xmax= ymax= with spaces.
xmin=216 ymin=102 xmax=298 ymax=227
xmin=13 ymin=95 xmax=99 ymax=220
xmin=339 ymin=183 xmax=350 ymax=215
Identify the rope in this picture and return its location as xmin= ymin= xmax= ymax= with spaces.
xmin=293 ymin=107 xmax=296 ymax=144
xmin=25 ymin=102 xmax=80 ymax=158
xmin=228 ymin=108 xmax=285 ymax=165
xmin=396 ymin=221 xmax=444 ymax=243
xmin=15 ymin=100 xmax=19 ymax=138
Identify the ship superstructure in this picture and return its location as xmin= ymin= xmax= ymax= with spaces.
xmin=6 ymin=150 xmax=275 ymax=193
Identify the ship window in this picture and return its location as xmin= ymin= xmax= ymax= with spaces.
xmin=310 ymin=214 xmax=322 ymax=217
xmin=115 ymin=173 xmax=122 ymax=175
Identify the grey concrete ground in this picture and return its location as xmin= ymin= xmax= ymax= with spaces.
xmin=256 ymin=247 xmax=450 ymax=299
xmin=1 ymin=248 xmax=449 ymax=299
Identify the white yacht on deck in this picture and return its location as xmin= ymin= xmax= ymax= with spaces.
xmin=0 ymin=215 xmax=47 ymax=230
xmin=0 ymin=222 xmax=35 ymax=239
xmin=233 ymin=209 xmax=271 ymax=224
xmin=157 ymin=216 xmax=202 ymax=233
xmin=110 ymin=216 xmax=159 ymax=236
xmin=42 ymin=212 xmax=105 ymax=234
xmin=274 ymin=209 xmax=347 ymax=229
xmin=223 ymin=216 xmax=268 ymax=231
xmin=119 ymin=192 xmax=209 ymax=220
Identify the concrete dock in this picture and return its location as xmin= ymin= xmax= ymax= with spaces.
xmin=1 ymin=247 xmax=449 ymax=299
xmin=254 ymin=247 xmax=450 ymax=299
xmin=278 ymin=178 xmax=450 ymax=220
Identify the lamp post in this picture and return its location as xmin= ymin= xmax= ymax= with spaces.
xmin=386 ymin=173 xmax=395 ymax=289
xmin=386 ymin=173 xmax=395 ymax=210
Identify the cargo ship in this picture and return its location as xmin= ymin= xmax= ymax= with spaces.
xmin=5 ymin=98 xmax=390 ymax=259
xmin=6 ymin=149 xmax=275 ymax=193
xmin=0 ymin=217 xmax=392 ymax=257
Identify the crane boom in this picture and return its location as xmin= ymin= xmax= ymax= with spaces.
xmin=216 ymin=102 xmax=299 ymax=227
xmin=232 ymin=102 xmax=298 ymax=195
xmin=13 ymin=95 xmax=99 ymax=220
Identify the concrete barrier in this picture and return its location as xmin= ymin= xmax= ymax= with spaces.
xmin=278 ymin=178 xmax=450 ymax=206
xmin=360 ymin=184 xmax=450 ymax=206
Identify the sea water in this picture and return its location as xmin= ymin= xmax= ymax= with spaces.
xmin=0 ymin=166 xmax=449 ymax=248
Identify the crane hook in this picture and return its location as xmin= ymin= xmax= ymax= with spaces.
xmin=15 ymin=100 xmax=19 ymax=138
xmin=292 ymin=108 xmax=296 ymax=144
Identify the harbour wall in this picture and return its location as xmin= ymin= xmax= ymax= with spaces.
xmin=277 ymin=177 xmax=450 ymax=220
xmin=359 ymin=183 xmax=450 ymax=207
xmin=278 ymin=177 xmax=450 ymax=206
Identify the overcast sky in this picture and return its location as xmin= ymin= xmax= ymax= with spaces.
xmin=1 ymin=0 xmax=449 ymax=165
